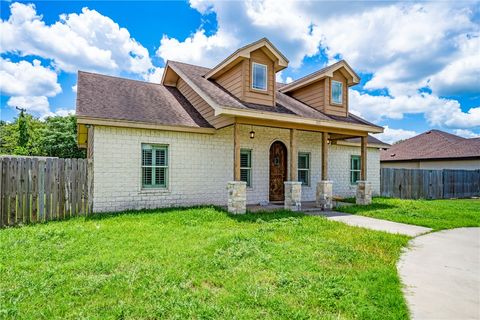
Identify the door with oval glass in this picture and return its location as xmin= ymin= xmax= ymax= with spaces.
xmin=269 ymin=141 xmax=287 ymax=201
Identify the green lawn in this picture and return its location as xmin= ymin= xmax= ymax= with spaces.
xmin=336 ymin=198 xmax=480 ymax=230
xmin=1 ymin=207 xmax=409 ymax=319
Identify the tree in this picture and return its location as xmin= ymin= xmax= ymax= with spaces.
xmin=0 ymin=114 xmax=44 ymax=156
xmin=0 ymin=113 xmax=85 ymax=158
xmin=39 ymin=115 xmax=85 ymax=158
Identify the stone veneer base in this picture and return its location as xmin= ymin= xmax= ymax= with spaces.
xmin=227 ymin=181 xmax=247 ymax=214
xmin=316 ymin=180 xmax=333 ymax=210
xmin=356 ymin=180 xmax=372 ymax=205
xmin=284 ymin=181 xmax=302 ymax=211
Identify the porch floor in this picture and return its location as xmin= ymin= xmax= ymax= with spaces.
xmin=247 ymin=201 xmax=320 ymax=213
xmin=246 ymin=200 xmax=354 ymax=213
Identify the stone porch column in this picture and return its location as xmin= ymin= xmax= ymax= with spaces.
xmin=227 ymin=181 xmax=246 ymax=214
xmin=284 ymin=181 xmax=302 ymax=211
xmin=316 ymin=180 xmax=333 ymax=210
xmin=356 ymin=181 xmax=372 ymax=205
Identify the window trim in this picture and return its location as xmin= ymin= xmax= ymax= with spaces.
xmin=297 ymin=152 xmax=311 ymax=186
xmin=331 ymin=80 xmax=343 ymax=105
xmin=350 ymin=155 xmax=361 ymax=185
xmin=141 ymin=144 xmax=169 ymax=189
xmin=240 ymin=148 xmax=252 ymax=187
xmin=251 ymin=62 xmax=268 ymax=91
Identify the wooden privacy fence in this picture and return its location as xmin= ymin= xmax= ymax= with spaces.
xmin=0 ymin=157 xmax=93 ymax=227
xmin=381 ymin=168 xmax=480 ymax=199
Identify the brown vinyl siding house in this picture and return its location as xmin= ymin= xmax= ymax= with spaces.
xmin=76 ymin=38 xmax=386 ymax=213
xmin=381 ymin=130 xmax=480 ymax=170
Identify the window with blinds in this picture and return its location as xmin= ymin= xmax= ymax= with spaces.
xmin=142 ymin=144 xmax=168 ymax=188
xmin=298 ymin=152 xmax=310 ymax=186
xmin=350 ymin=155 xmax=361 ymax=184
xmin=240 ymin=149 xmax=252 ymax=187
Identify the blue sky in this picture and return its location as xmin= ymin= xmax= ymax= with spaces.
xmin=1 ymin=0 xmax=479 ymax=143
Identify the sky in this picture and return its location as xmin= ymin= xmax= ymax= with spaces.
xmin=0 ymin=0 xmax=479 ymax=144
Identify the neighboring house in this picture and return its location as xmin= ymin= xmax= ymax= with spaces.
xmin=76 ymin=38 xmax=387 ymax=213
xmin=381 ymin=130 xmax=480 ymax=170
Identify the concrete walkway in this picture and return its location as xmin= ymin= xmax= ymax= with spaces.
xmin=307 ymin=211 xmax=432 ymax=237
xmin=398 ymin=228 xmax=480 ymax=319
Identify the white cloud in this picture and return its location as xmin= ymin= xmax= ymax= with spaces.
xmin=158 ymin=0 xmax=479 ymax=132
xmin=1 ymin=2 xmax=153 ymax=75
xmin=0 ymin=57 xmax=62 ymax=117
xmin=0 ymin=57 xmax=61 ymax=97
xmin=374 ymin=126 xmax=418 ymax=144
xmin=156 ymin=29 xmax=238 ymax=67
xmin=48 ymin=108 xmax=75 ymax=118
xmin=71 ymin=84 xmax=77 ymax=93
xmin=428 ymin=34 xmax=480 ymax=96
xmin=349 ymin=90 xmax=480 ymax=129
xmin=143 ymin=67 xmax=165 ymax=83
xmin=7 ymin=96 xmax=50 ymax=115
xmin=452 ymin=129 xmax=480 ymax=138
xmin=275 ymin=71 xmax=293 ymax=84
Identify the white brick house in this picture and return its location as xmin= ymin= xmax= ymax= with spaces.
xmin=76 ymin=38 xmax=388 ymax=213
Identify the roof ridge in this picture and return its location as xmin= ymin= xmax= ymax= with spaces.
xmin=78 ymin=70 xmax=161 ymax=86
xmin=282 ymin=61 xmax=337 ymax=87
xmin=168 ymin=60 xmax=211 ymax=71
xmin=204 ymin=37 xmax=289 ymax=78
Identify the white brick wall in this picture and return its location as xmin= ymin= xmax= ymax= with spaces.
xmin=329 ymin=145 xmax=381 ymax=197
xmin=92 ymin=125 xmax=380 ymax=212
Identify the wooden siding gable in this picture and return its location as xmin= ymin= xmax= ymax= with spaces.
xmin=287 ymin=70 xmax=349 ymax=117
xmin=214 ymin=47 xmax=277 ymax=107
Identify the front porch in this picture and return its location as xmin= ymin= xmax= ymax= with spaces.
xmin=227 ymin=120 xmax=375 ymax=214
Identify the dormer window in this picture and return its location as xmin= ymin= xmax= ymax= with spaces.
xmin=252 ymin=62 xmax=267 ymax=91
xmin=331 ymin=80 xmax=343 ymax=104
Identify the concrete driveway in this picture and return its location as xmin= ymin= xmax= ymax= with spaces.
xmin=398 ymin=228 xmax=480 ymax=319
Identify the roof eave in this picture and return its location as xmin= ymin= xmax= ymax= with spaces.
xmin=381 ymin=156 xmax=480 ymax=162
xmin=216 ymin=106 xmax=384 ymax=134
xmin=76 ymin=116 xmax=216 ymax=134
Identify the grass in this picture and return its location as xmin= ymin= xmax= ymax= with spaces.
xmin=336 ymin=197 xmax=480 ymax=230
xmin=1 ymin=207 xmax=409 ymax=319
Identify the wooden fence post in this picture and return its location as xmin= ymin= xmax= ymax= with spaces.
xmin=87 ymin=159 xmax=94 ymax=215
xmin=31 ymin=158 xmax=39 ymax=223
xmin=24 ymin=158 xmax=31 ymax=224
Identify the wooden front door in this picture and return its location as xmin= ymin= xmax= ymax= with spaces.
xmin=269 ymin=141 xmax=287 ymax=201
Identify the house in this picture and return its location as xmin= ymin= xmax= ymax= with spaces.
xmin=76 ymin=38 xmax=387 ymax=214
xmin=381 ymin=130 xmax=480 ymax=170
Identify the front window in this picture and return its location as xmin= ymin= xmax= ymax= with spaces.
xmin=252 ymin=62 xmax=267 ymax=91
xmin=240 ymin=149 xmax=252 ymax=187
xmin=298 ymin=152 xmax=310 ymax=186
xmin=331 ymin=80 xmax=343 ymax=104
xmin=142 ymin=144 xmax=168 ymax=188
xmin=350 ymin=155 xmax=361 ymax=184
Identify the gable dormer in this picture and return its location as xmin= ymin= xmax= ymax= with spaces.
xmin=205 ymin=38 xmax=289 ymax=107
xmin=279 ymin=60 xmax=360 ymax=117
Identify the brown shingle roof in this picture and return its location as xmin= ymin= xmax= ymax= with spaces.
xmin=76 ymin=71 xmax=212 ymax=129
xmin=380 ymin=130 xmax=480 ymax=161
xmin=343 ymin=135 xmax=390 ymax=147
xmin=169 ymin=60 xmax=380 ymax=128
xmin=77 ymin=60 xmax=381 ymax=131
